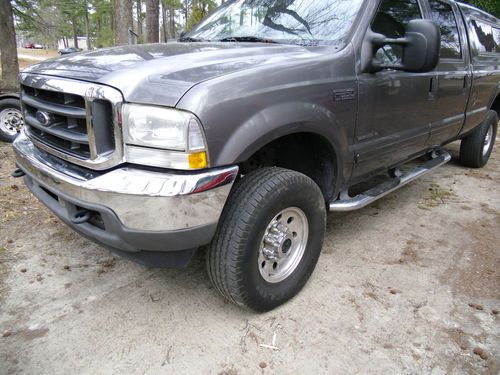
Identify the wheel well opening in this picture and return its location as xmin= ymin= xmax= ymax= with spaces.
xmin=0 ymin=95 xmax=20 ymax=101
xmin=491 ymin=94 xmax=500 ymax=119
xmin=240 ymin=133 xmax=337 ymax=202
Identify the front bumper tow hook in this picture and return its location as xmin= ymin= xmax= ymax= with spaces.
xmin=11 ymin=168 xmax=26 ymax=178
xmin=70 ymin=209 xmax=94 ymax=224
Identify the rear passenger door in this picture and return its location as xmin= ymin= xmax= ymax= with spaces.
xmin=426 ymin=0 xmax=471 ymax=146
xmin=458 ymin=10 xmax=500 ymax=135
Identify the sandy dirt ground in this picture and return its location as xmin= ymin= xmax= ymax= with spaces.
xmin=0 ymin=138 xmax=498 ymax=375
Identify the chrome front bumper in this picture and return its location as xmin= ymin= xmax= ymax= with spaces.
xmin=13 ymin=131 xmax=238 ymax=240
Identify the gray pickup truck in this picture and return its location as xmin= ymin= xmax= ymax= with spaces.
xmin=12 ymin=0 xmax=500 ymax=311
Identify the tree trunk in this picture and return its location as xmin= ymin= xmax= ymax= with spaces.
xmin=72 ymin=18 xmax=79 ymax=49
xmin=169 ymin=8 xmax=175 ymax=39
xmin=136 ymin=0 xmax=143 ymax=40
xmin=146 ymin=0 xmax=160 ymax=43
xmin=0 ymin=0 xmax=19 ymax=91
xmin=113 ymin=0 xmax=133 ymax=45
xmin=183 ymin=1 xmax=189 ymax=29
xmin=97 ymin=17 xmax=101 ymax=46
xmin=161 ymin=2 xmax=167 ymax=42
xmin=85 ymin=1 xmax=91 ymax=50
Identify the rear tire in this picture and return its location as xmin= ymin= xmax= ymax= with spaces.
xmin=0 ymin=98 xmax=23 ymax=143
xmin=207 ymin=167 xmax=326 ymax=312
xmin=459 ymin=110 xmax=497 ymax=168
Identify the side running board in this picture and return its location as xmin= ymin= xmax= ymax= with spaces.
xmin=329 ymin=150 xmax=452 ymax=212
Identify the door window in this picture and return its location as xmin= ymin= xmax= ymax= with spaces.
xmin=429 ymin=0 xmax=462 ymax=59
xmin=371 ymin=0 xmax=422 ymax=64
xmin=470 ymin=19 xmax=500 ymax=53
xmin=495 ymin=28 xmax=500 ymax=52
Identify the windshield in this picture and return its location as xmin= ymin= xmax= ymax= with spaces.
xmin=185 ymin=0 xmax=364 ymax=46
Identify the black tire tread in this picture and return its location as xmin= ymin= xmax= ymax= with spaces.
xmin=206 ymin=167 xmax=323 ymax=309
xmin=459 ymin=110 xmax=498 ymax=168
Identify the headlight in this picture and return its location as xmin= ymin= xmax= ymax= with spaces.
xmin=122 ymin=104 xmax=208 ymax=169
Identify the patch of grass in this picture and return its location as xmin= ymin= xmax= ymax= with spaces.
xmin=0 ymin=185 xmax=23 ymax=224
xmin=17 ymin=48 xmax=59 ymax=57
xmin=0 ymin=49 xmax=58 ymax=75
xmin=18 ymin=58 xmax=37 ymax=70
xmin=96 ymin=258 xmax=117 ymax=275
xmin=418 ymin=183 xmax=458 ymax=210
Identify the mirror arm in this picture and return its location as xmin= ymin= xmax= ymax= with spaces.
xmin=372 ymin=37 xmax=410 ymax=47
xmin=371 ymin=61 xmax=404 ymax=71
xmin=367 ymin=36 xmax=411 ymax=73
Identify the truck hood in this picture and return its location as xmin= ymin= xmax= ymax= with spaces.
xmin=23 ymin=43 xmax=325 ymax=107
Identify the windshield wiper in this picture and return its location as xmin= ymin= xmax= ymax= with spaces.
xmin=178 ymin=36 xmax=207 ymax=42
xmin=219 ymin=36 xmax=279 ymax=44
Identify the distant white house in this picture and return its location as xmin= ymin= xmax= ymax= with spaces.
xmin=58 ymin=37 xmax=89 ymax=50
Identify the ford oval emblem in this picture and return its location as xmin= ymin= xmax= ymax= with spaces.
xmin=36 ymin=111 xmax=51 ymax=126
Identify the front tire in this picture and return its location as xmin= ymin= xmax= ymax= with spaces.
xmin=459 ymin=110 xmax=497 ymax=168
xmin=207 ymin=167 xmax=326 ymax=312
xmin=0 ymin=98 xmax=24 ymax=143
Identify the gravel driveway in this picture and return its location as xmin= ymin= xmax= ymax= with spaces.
xmin=0 ymin=139 xmax=499 ymax=374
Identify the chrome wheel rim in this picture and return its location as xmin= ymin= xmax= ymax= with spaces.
xmin=0 ymin=108 xmax=23 ymax=136
xmin=258 ymin=207 xmax=309 ymax=283
xmin=483 ymin=125 xmax=493 ymax=156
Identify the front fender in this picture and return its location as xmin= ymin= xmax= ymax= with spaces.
xmin=215 ymin=101 xmax=349 ymax=179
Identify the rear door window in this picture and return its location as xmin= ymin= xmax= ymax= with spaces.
xmin=429 ymin=0 xmax=462 ymax=59
xmin=470 ymin=19 xmax=500 ymax=53
xmin=494 ymin=28 xmax=500 ymax=52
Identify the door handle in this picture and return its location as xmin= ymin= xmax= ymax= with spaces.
xmin=463 ymin=74 xmax=471 ymax=90
xmin=428 ymin=77 xmax=438 ymax=100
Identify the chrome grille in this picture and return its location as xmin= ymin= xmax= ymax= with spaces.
xmin=22 ymin=86 xmax=92 ymax=158
xmin=19 ymin=73 xmax=124 ymax=170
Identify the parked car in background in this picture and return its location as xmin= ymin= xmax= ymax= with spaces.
xmin=11 ymin=0 xmax=500 ymax=312
xmin=0 ymin=92 xmax=23 ymax=142
xmin=24 ymin=43 xmax=35 ymax=49
xmin=33 ymin=44 xmax=44 ymax=49
xmin=58 ymin=47 xmax=81 ymax=55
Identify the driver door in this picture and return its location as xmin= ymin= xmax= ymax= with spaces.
xmin=352 ymin=0 xmax=434 ymax=179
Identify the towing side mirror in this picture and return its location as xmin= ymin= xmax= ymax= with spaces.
xmin=368 ymin=19 xmax=441 ymax=73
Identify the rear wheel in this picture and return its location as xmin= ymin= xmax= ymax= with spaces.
xmin=459 ymin=110 xmax=497 ymax=168
xmin=207 ymin=167 xmax=326 ymax=312
xmin=0 ymin=98 xmax=23 ymax=143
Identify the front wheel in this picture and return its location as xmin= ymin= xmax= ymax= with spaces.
xmin=0 ymin=98 xmax=24 ymax=143
xmin=207 ymin=167 xmax=326 ymax=312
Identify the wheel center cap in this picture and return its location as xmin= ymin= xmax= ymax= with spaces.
xmin=262 ymin=223 xmax=293 ymax=260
